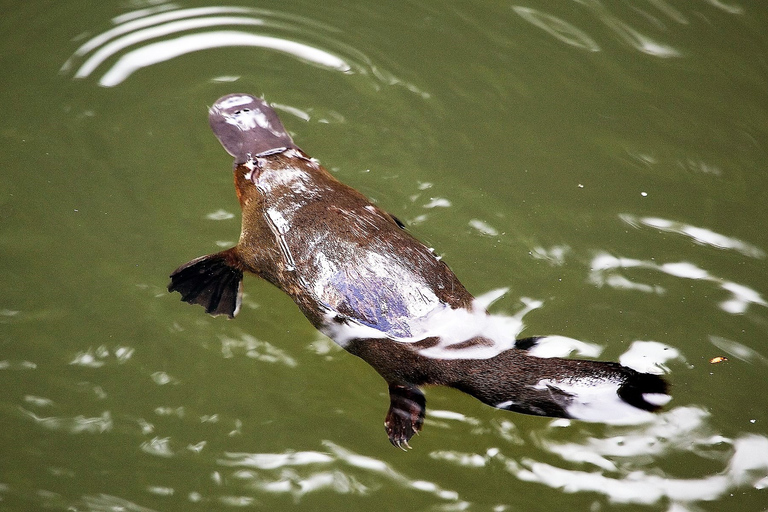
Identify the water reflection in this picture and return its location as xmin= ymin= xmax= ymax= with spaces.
xmin=575 ymin=0 xmax=683 ymax=57
xmin=21 ymin=409 xmax=113 ymax=434
xmin=621 ymin=214 xmax=765 ymax=259
xmin=61 ymin=4 xmax=426 ymax=95
xmin=98 ymin=31 xmax=351 ymax=87
xmin=589 ymin=252 xmax=767 ymax=314
xmin=42 ymin=3 xmax=765 ymax=511
xmin=432 ymin=406 xmax=768 ymax=507
xmin=69 ymin=344 xmax=135 ymax=367
xmin=219 ymin=331 xmax=298 ymax=366
xmin=702 ymin=0 xmax=745 ymax=15
xmin=518 ymin=434 xmax=768 ymax=505
xmin=619 ymin=340 xmax=680 ymax=374
xmin=73 ymin=16 xmax=270 ymax=79
xmin=512 ymin=7 xmax=600 ymax=52
xmin=709 ymin=335 xmax=768 ymax=367
xmin=77 ymin=493 xmax=159 ymax=512
xmin=512 ymin=0 xmax=683 ymax=57
xmin=219 ymin=441 xmax=463 ymax=503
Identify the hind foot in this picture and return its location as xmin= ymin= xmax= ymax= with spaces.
xmin=385 ymin=384 xmax=426 ymax=450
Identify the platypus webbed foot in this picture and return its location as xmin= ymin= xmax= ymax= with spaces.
xmin=168 ymin=248 xmax=243 ymax=318
xmin=385 ymin=384 xmax=426 ymax=450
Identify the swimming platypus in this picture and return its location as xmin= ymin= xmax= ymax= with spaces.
xmin=169 ymin=93 xmax=669 ymax=448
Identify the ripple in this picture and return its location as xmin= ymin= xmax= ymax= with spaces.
xmin=69 ymin=344 xmax=135 ymax=367
xmin=432 ymin=406 xmax=768 ymax=508
xmin=230 ymin=450 xmax=334 ymax=468
xmin=98 ymin=31 xmax=350 ymax=87
xmin=709 ymin=335 xmax=768 ymax=367
xmin=206 ymin=209 xmax=236 ymax=221
xmin=61 ymin=4 xmax=427 ymax=95
xmin=78 ymin=493 xmax=159 ymax=512
xmin=141 ymin=436 xmax=175 ymax=458
xmin=517 ymin=432 xmax=768 ymax=505
xmin=61 ymin=6 xmax=347 ymax=82
xmin=0 ymin=360 xmax=37 ymax=370
xmin=589 ymin=252 xmax=768 ymax=314
xmin=575 ymin=0 xmax=682 ymax=57
xmin=217 ymin=442 xmax=463 ymax=502
xmin=21 ymin=409 xmax=113 ymax=434
xmin=703 ymin=0 xmax=745 ymax=15
xmin=468 ymin=219 xmax=499 ymax=237
xmin=621 ymin=214 xmax=765 ymax=259
xmin=512 ymin=6 xmax=600 ymax=52
xmin=73 ymin=16 xmax=271 ymax=79
xmin=219 ymin=332 xmax=297 ymax=366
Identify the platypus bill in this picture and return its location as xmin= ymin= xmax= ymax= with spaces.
xmin=169 ymin=93 xmax=670 ymax=449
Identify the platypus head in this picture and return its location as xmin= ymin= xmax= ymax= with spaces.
xmin=208 ymin=93 xmax=298 ymax=164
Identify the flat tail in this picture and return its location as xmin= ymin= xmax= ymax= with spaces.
xmin=455 ymin=351 xmax=670 ymax=425
xmin=546 ymin=365 xmax=671 ymax=424
xmin=617 ymin=370 xmax=669 ymax=412
xmin=168 ymin=248 xmax=243 ymax=318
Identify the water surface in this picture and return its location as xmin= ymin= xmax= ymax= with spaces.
xmin=1 ymin=1 xmax=767 ymax=510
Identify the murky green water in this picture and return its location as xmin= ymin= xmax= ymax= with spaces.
xmin=2 ymin=1 xmax=767 ymax=510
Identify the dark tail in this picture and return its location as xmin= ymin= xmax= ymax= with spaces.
xmin=452 ymin=339 xmax=669 ymax=423
xmin=168 ymin=248 xmax=243 ymax=318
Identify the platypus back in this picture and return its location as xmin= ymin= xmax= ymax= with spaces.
xmin=169 ymin=93 xmax=671 ymax=449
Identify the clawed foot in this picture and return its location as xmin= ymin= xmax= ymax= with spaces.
xmin=385 ymin=384 xmax=426 ymax=450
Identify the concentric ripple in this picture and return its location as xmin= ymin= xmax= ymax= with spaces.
xmin=61 ymin=4 xmax=421 ymax=91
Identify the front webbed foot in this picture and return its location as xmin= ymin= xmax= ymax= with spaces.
xmin=385 ymin=384 xmax=426 ymax=450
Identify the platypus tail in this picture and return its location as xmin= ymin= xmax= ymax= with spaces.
xmin=451 ymin=338 xmax=669 ymax=423
xmin=168 ymin=248 xmax=243 ymax=318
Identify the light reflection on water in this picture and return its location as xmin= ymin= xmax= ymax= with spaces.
xmin=431 ymin=408 xmax=768 ymax=507
xmin=3 ymin=0 xmax=766 ymax=510
xmin=60 ymin=4 xmax=428 ymax=97
xmin=589 ymin=252 xmax=767 ymax=315
xmin=97 ymin=31 xmax=350 ymax=87
xmin=23 ymin=404 xmax=755 ymax=510
xmin=10 ymin=316 xmax=766 ymax=509
xmin=219 ymin=442 xmax=461 ymax=502
xmin=512 ymin=7 xmax=601 ymax=53
xmin=620 ymin=214 xmax=766 ymax=260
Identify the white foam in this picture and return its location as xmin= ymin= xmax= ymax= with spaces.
xmin=534 ymin=378 xmax=658 ymax=425
xmin=321 ymin=294 xmax=543 ymax=360
xmin=525 ymin=335 xmax=602 ymax=359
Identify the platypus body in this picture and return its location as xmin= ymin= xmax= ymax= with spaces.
xmin=169 ymin=93 xmax=669 ymax=448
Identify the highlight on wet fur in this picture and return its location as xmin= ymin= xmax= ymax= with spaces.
xmin=169 ymin=93 xmax=671 ymax=447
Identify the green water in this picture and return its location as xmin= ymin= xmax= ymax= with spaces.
xmin=2 ymin=1 xmax=767 ymax=510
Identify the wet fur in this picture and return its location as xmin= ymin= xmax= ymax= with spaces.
xmin=169 ymin=94 xmax=669 ymax=448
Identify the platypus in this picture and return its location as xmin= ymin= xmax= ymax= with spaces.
xmin=169 ymin=93 xmax=669 ymax=448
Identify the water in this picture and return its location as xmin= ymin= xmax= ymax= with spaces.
xmin=1 ymin=1 xmax=767 ymax=510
